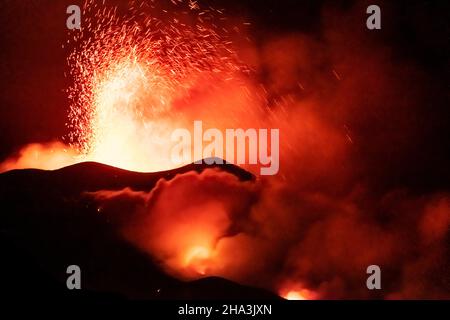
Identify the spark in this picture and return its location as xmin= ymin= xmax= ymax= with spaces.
xmin=66 ymin=0 xmax=245 ymax=172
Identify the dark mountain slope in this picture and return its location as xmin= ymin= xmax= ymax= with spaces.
xmin=0 ymin=161 xmax=278 ymax=301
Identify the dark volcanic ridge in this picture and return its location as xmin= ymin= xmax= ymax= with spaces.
xmin=0 ymin=160 xmax=278 ymax=300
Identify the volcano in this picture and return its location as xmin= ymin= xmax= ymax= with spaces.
xmin=0 ymin=161 xmax=278 ymax=301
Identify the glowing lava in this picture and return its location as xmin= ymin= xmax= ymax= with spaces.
xmin=284 ymin=291 xmax=308 ymax=300
xmin=0 ymin=1 xmax=249 ymax=174
xmin=85 ymin=57 xmax=177 ymax=172
xmin=280 ymin=286 xmax=317 ymax=300
xmin=64 ymin=0 xmax=245 ymax=172
xmin=184 ymin=245 xmax=213 ymax=275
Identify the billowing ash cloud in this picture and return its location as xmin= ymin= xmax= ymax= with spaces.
xmin=87 ymin=171 xmax=449 ymax=299
xmin=86 ymin=2 xmax=449 ymax=299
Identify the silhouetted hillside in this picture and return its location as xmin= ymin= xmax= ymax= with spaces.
xmin=0 ymin=161 xmax=278 ymax=301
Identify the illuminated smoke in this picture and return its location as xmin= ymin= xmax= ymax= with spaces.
xmin=0 ymin=141 xmax=80 ymax=172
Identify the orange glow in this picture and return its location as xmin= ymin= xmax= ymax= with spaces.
xmin=62 ymin=0 xmax=245 ymax=173
xmin=0 ymin=1 xmax=248 ymax=174
xmin=280 ymin=287 xmax=317 ymax=300
xmin=0 ymin=142 xmax=80 ymax=172
xmin=84 ymin=58 xmax=179 ymax=172
xmin=1 ymin=0 xmax=448 ymax=301
xmin=183 ymin=245 xmax=213 ymax=275
xmin=285 ymin=291 xmax=307 ymax=300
